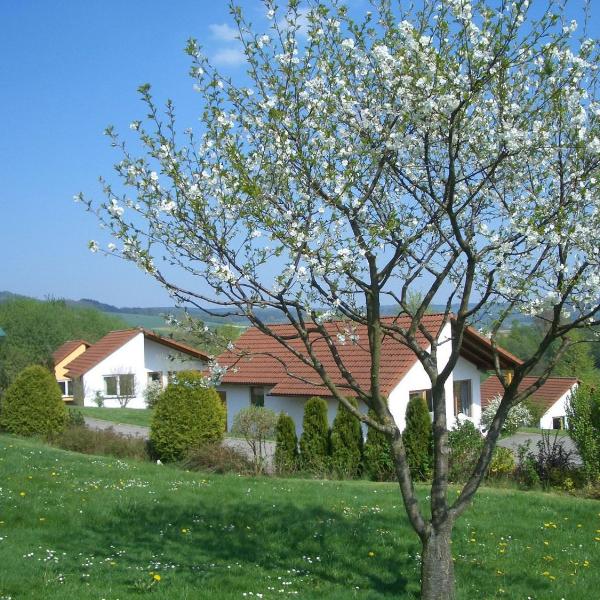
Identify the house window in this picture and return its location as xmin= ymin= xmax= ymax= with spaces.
xmin=250 ymin=387 xmax=265 ymax=407
xmin=552 ymin=417 xmax=565 ymax=430
xmin=453 ymin=380 xmax=472 ymax=417
xmin=167 ymin=371 xmax=178 ymax=383
xmin=409 ymin=389 xmax=433 ymax=412
xmin=57 ymin=380 xmax=72 ymax=397
xmin=104 ymin=374 xmax=135 ymax=397
xmin=148 ymin=371 xmax=162 ymax=385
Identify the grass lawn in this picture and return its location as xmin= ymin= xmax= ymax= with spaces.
xmin=516 ymin=427 xmax=570 ymax=437
xmin=0 ymin=435 xmax=598 ymax=599
xmin=78 ymin=406 xmax=154 ymax=428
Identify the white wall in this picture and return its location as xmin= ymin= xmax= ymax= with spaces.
xmin=539 ymin=386 xmax=576 ymax=429
xmin=218 ymin=322 xmax=485 ymax=434
xmin=82 ymin=333 xmax=205 ymax=409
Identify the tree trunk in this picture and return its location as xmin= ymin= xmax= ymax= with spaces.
xmin=420 ymin=525 xmax=455 ymax=600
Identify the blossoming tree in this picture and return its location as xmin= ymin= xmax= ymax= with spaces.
xmin=83 ymin=1 xmax=600 ymax=597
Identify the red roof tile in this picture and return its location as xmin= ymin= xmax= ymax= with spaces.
xmin=481 ymin=375 xmax=579 ymax=413
xmin=52 ymin=339 xmax=90 ymax=366
xmin=218 ymin=315 xmax=522 ymax=397
xmin=63 ymin=329 xmax=209 ymax=378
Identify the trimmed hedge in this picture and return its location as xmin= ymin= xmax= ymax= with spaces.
xmin=0 ymin=365 xmax=67 ymax=437
xmin=274 ymin=412 xmax=298 ymax=475
xmin=330 ymin=399 xmax=363 ymax=478
xmin=299 ymin=396 xmax=330 ymax=473
xmin=149 ymin=371 xmax=226 ymax=462
xmin=403 ymin=395 xmax=433 ymax=481
xmin=363 ymin=409 xmax=396 ymax=481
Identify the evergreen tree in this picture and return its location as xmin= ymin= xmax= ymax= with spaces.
xmin=363 ymin=409 xmax=396 ymax=481
xmin=403 ymin=396 xmax=433 ymax=481
xmin=274 ymin=412 xmax=299 ymax=475
xmin=299 ymin=396 xmax=329 ymax=473
xmin=330 ymin=398 xmax=363 ymax=478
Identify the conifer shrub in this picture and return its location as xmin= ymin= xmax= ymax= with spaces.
xmin=363 ymin=409 xmax=396 ymax=481
xmin=274 ymin=412 xmax=298 ymax=475
xmin=299 ymin=396 xmax=330 ymax=473
xmin=330 ymin=398 xmax=363 ymax=478
xmin=0 ymin=365 xmax=67 ymax=437
xmin=403 ymin=395 xmax=433 ymax=481
xmin=149 ymin=371 xmax=226 ymax=462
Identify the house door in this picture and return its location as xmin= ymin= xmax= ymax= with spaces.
xmin=552 ymin=417 xmax=564 ymax=430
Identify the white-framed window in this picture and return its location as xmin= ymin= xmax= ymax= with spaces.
xmin=148 ymin=371 xmax=162 ymax=385
xmin=104 ymin=374 xmax=135 ymax=397
xmin=453 ymin=380 xmax=472 ymax=417
xmin=57 ymin=380 xmax=73 ymax=397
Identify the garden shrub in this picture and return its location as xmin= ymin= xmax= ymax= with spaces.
xmin=448 ymin=420 xmax=483 ymax=482
xmin=67 ymin=407 xmax=86 ymax=427
xmin=481 ymin=395 xmax=532 ymax=435
xmin=566 ymin=385 xmax=600 ymax=484
xmin=299 ymin=396 xmax=330 ymax=473
xmin=231 ymin=406 xmax=277 ymax=474
xmin=330 ymin=399 xmax=363 ymax=478
xmin=487 ymin=446 xmax=515 ymax=480
xmin=52 ymin=425 xmax=149 ymax=460
xmin=144 ymin=381 xmax=163 ymax=409
xmin=403 ymin=395 xmax=433 ymax=481
xmin=182 ymin=443 xmax=253 ymax=475
xmin=363 ymin=409 xmax=396 ymax=481
xmin=274 ymin=412 xmax=298 ymax=475
xmin=150 ymin=371 xmax=226 ymax=462
xmin=0 ymin=365 xmax=67 ymax=437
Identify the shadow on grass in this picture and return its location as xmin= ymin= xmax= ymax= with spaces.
xmin=66 ymin=495 xmax=415 ymax=596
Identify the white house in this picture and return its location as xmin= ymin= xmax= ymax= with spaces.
xmin=57 ymin=328 xmax=208 ymax=408
xmin=481 ymin=375 xmax=579 ymax=430
xmin=216 ymin=315 xmax=522 ymax=434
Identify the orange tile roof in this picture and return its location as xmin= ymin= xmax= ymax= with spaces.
xmin=481 ymin=375 xmax=579 ymax=413
xmin=218 ymin=315 xmax=522 ymax=397
xmin=52 ymin=339 xmax=90 ymax=366
xmin=63 ymin=328 xmax=209 ymax=378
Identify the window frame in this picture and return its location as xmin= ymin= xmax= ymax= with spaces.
xmin=453 ymin=379 xmax=472 ymax=417
xmin=103 ymin=374 xmax=135 ymax=398
xmin=409 ymin=388 xmax=433 ymax=412
xmin=250 ymin=386 xmax=265 ymax=407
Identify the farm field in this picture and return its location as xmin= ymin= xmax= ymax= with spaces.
xmin=0 ymin=434 xmax=598 ymax=599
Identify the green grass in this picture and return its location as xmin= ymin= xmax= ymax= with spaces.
xmin=78 ymin=407 xmax=154 ymax=428
xmin=0 ymin=435 xmax=598 ymax=599
xmin=516 ymin=427 xmax=570 ymax=437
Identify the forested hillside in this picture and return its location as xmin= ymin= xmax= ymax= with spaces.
xmin=0 ymin=298 xmax=127 ymax=391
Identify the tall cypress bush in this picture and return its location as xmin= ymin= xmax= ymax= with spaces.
xmin=299 ymin=396 xmax=329 ymax=473
xmin=330 ymin=398 xmax=363 ymax=478
xmin=274 ymin=412 xmax=298 ymax=475
xmin=363 ymin=409 xmax=396 ymax=481
xmin=403 ymin=395 xmax=433 ymax=481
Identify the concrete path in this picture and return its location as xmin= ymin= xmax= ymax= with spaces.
xmin=83 ymin=417 xmax=275 ymax=470
xmin=498 ymin=431 xmax=580 ymax=464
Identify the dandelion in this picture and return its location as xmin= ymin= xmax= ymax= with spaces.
xmin=368 ymin=551 xmax=375 ymax=557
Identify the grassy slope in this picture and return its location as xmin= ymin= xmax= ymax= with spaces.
xmin=0 ymin=435 xmax=598 ymax=600
xmin=78 ymin=407 xmax=154 ymax=428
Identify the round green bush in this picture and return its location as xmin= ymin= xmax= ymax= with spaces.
xmin=403 ymin=395 xmax=433 ymax=481
xmin=0 ymin=365 xmax=67 ymax=437
xmin=363 ymin=409 xmax=396 ymax=481
xmin=274 ymin=412 xmax=299 ymax=475
xmin=330 ymin=399 xmax=363 ymax=478
xmin=149 ymin=371 xmax=226 ymax=462
xmin=299 ymin=396 xmax=330 ymax=473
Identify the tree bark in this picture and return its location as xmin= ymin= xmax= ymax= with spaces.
xmin=420 ymin=524 xmax=455 ymax=600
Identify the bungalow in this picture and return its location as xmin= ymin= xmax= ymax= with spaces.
xmin=481 ymin=375 xmax=579 ymax=430
xmin=216 ymin=314 xmax=522 ymax=434
xmin=55 ymin=328 xmax=208 ymax=408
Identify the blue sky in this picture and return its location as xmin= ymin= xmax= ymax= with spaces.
xmin=0 ymin=1 xmax=596 ymax=307
xmin=0 ymin=0 xmax=272 ymax=306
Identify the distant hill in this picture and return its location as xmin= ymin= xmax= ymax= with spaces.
xmin=0 ymin=290 xmax=535 ymax=329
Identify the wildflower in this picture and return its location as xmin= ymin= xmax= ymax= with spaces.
xmin=153 ymin=573 xmax=161 ymax=582
xmin=368 ymin=551 xmax=375 ymax=557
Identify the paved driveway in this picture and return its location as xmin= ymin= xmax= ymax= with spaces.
xmin=83 ymin=417 xmax=275 ymax=470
